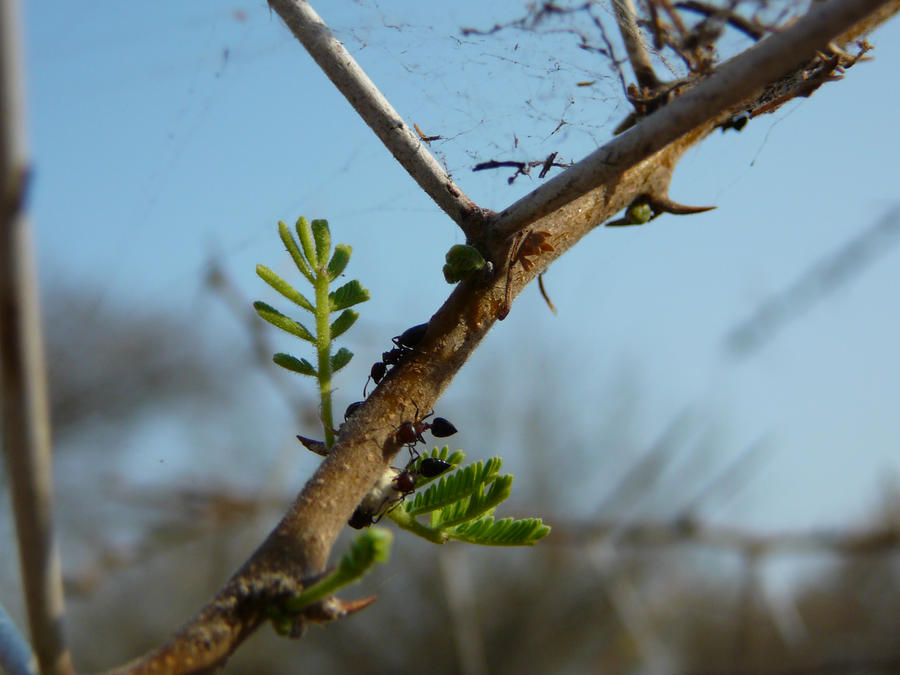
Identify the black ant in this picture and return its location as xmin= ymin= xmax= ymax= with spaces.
xmin=418 ymin=456 xmax=453 ymax=478
xmin=363 ymin=322 xmax=429 ymax=396
xmin=344 ymin=400 xmax=364 ymax=421
xmin=395 ymin=410 xmax=457 ymax=449
xmin=347 ymin=450 xmax=454 ymax=529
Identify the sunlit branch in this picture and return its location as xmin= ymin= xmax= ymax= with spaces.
xmin=613 ymin=0 xmax=660 ymax=88
xmin=493 ymin=0 xmax=898 ymax=238
xmin=267 ymin=0 xmax=489 ymax=238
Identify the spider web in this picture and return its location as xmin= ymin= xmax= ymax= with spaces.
xmin=326 ymin=0 xmax=805 ymax=203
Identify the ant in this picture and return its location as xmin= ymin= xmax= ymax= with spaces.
xmin=418 ymin=456 xmax=453 ymax=479
xmin=344 ymin=400 xmax=364 ymax=421
xmin=347 ymin=450 xmax=454 ymax=529
xmin=395 ymin=410 xmax=457 ymax=449
xmin=363 ymin=323 xmax=429 ymax=396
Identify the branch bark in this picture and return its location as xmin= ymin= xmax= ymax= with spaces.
xmin=110 ymin=0 xmax=900 ymax=671
xmin=493 ymin=0 xmax=899 ymax=238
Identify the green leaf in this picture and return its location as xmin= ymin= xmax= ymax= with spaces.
xmin=283 ymin=529 xmax=393 ymax=613
xmin=327 ymin=244 xmax=352 ymax=281
xmin=273 ymin=353 xmax=316 ymax=376
xmin=433 ymin=474 xmax=512 ymax=528
xmin=405 ymin=458 xmax=502 ymax=517
xmin=450 ymin=517 xmax=550 ymax=546
xmin=278 ymin=221 xmax=314 ymax=282
xmin=295 ymin=216 xmax=318 ymax=270
xmin=311 ymin=219 xmax=332 ymax=267
xmin=329 ymin=280 xmax=370 ymax=311
xmin=253 ymin=301 xmax=315 ymax=343
xmin=330 ymin=309 xmax=358 ymax=339
xmin=330 ymin=347 xmax=353 ymax=373
xmin=340 ymin=528 xmax=393 ymax=576
xmin=256 ymin=265 xmax=315 ymax=313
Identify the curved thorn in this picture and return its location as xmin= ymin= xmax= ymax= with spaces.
xmin=296 ymin=434 xmax=328 ymax=457
xmin=648 ymin=196 xmax=716 ymax=215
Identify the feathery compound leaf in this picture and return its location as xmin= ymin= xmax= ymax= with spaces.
xmin=330 ymin=347 xmax=353 ymax=373
xmin=256 ymin=264 xmax=315 ymax=313
xmin=295 ymin=216 xmax=318 ymax=269
xmin=330 ymin=309 xmax=358 ymax=339
xmin=340 ymin=528 xmax=393 ymax=576
xmin=434 ymin=476 xmax=511 ymax=528
xmin=450 ymin=517 xmax=550 ymax=546
xmin=327 ymin=244 xmax=352 ymax=281
xmin=274 ymin=353 xmax=316 ymax=376
xmin=405 ymin=458 xmax=502 ymax=517
xmin=253 ymin=302 xmax=315 ymax=343
xmin=278 ymin=221 xmax=314 ymax=282
xmin=329 ymin=280 xmax=370 ymax=311
xmin=283 ymin=529 xmax=393 ymax=614
xmin=311 ymin=219 xmax=332 ymax=267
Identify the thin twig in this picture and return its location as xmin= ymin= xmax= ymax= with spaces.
xmin=612 ymin=0 xmax=660 ymax=88
xmin=0 ymin=1 xmax=73 ymax=673
xmin=267 ymin=0 xmax=490 ymax=238
xmin=675 ymin=1 xmax=768 ymax=40
xmin=493 ymin=0 xmax=898 ymax=239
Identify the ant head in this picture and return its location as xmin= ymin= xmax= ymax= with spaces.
xmin=364 ymin=361 xmax=387 ymax=397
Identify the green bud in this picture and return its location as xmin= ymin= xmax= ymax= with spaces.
xmin=626 ymin=202 xmax=653 ymax=225
xmin=443 ymin=244 xmax=487 ymax=283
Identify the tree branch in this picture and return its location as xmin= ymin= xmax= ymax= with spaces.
xmin=109 ymin=0 xmax=900 ymax=671
xmin=613 ymin=0 xmax=660 ymax=88
xmin=492 ymin=0 xmax=899 ymax=238
xmin=266 ymin=0 xmax=491 ymax=239
xmin=0 ymin=1 xmax=73 ymax=673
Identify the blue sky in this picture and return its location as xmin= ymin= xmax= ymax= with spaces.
xmin=22 ymin=1 xmax=900 ymax=535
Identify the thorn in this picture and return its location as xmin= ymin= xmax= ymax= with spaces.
xmin=647 ymin=196 xmax=716 ymax=215
xmin=538 ymin=274 xmax=557 ymax=314
xmin=339 ymin=595 xmax=378 ymax=616
xmin=301 ymin=595 xmax=377 ymax=624
xmin=296 ymin=435 xmax=328 ymax=457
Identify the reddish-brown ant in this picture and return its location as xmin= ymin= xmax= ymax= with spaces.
xmin=395 ymin=410 xmax=457 ymax=449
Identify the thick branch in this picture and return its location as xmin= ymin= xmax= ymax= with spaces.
xmin=0 ymin=1 xmax=73 ymax=674
xmin=267 ymin=0 xmax=490 ymax=239
xmin=493 ymin=0 xmax=899 ymax=238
